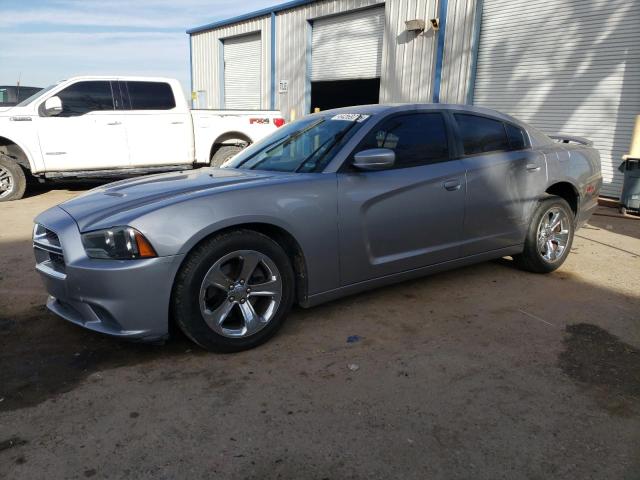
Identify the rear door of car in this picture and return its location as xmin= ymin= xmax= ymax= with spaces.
xmin=450 ymin=112 xmax=546 ymax=256
xmin=337 ymin=110 xmax=466 ymax=285
xmin=118 ymin=81 xmax=192 ymax=167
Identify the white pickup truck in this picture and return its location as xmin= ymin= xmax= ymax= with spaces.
xmin=0 ymin=76 xmax=285 ymax=201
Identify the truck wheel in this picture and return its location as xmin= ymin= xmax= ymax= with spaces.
xmin=210 ymin=145 xmax=243 ymax=168
xmin=0 ymin=154 xmax=27 ymax=202
xmin=513 ymin=196 xmax=575 ymax=273
xmin=171 ymin=229 xmax=295 ymax=352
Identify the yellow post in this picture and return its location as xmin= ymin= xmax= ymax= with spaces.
xmin=624 ymin=115 xmax=640 ymax=159
xmin=290 ymin=109 xmax=296 ymax=121
xmin=314 ymin=107 xmax=320 ymax=113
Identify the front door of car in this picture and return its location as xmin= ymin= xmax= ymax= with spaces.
xmin=337 ymin=112 xmax=466 ymax=286
xmin=36 ymin=80 xmax=130 ymax=171
xmin=451 ymin=113 xmax=546 ymax=256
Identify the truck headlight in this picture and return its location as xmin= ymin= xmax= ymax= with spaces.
xmin=81 ymin=227 xmax=157 ymax=259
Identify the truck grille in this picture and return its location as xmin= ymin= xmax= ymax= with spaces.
xmin=33 ymin=224 xmax=66 ymax=277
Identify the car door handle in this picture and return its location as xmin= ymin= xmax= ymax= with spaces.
xmin=443 ymin=179 xmax=462 ymax=191
xmin=526 ymin=163 xmax=541 ymax=172
xmin=107 ymin=121 xmax=122 ymax=126
xmin=171 ymin=121 xmax=184 ymax=125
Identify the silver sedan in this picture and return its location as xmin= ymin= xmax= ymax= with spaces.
xmin=33 ymin=104 xmax=602 ymax=352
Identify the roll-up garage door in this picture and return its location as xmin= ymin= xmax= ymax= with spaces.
xmin=311 ymin=7 xmax=384 ymax=82
xmin=223 ymin=33 xmax=261 ymax=109
xmin=473 ymin=0 xmax=640 ymax=198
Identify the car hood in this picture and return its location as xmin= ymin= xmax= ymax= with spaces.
xmin=59 ymin=167 xmax=286 ymax=231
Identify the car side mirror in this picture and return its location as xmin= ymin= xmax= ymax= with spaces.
xmin=352 ymin=148 xmax=395 ymax=171
xmin=43 ymin=96 xmax=63 ymax=116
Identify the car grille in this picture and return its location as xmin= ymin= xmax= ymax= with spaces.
xmin=33 ymin=224 xmax=66 ymax=277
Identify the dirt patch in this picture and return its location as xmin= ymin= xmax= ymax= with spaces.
xmin=559 ymin=323 xmax=640 ymax=416
xmin=0 ymin=306 xmax=199 ymax=413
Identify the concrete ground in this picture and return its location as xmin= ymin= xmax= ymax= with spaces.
xmin=1 ymin=185 xmax=639 ymax=479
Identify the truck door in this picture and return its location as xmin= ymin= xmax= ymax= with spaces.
xmin=119 ymin=81 xmax=192 ymax=167
xmin=36 ymin=80 xmax=130 ymax=171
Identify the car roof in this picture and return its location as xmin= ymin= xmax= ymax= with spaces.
xmin=318 ymin=103 xmax=521 ymax=122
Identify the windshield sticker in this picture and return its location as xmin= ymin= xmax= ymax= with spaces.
xmin=331 ymin=113 xmax=370 ymax=122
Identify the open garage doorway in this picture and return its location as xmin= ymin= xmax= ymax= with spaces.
xmin=310 ymin=78 xmax=380 ymax=112
xmin=309 ymin=7 xmax=384 ymax=113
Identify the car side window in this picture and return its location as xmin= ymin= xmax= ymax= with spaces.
xmin=505 ymin=123 xmax=527 ymax=150
xmin=454 ymin=114 xmax=510 ymax=155
xmin=54 ymin=81 xmax=114 ymax=117
xmin=356 ymin=113 xmax=449 ymax=168
xmin=126 ymin=81 xmax=176 ymax=110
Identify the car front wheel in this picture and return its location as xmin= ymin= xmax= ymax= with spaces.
xmin=171 ymin=230 xmax=295 ymax=352
xmin=513 ymin=196 xmax=575 ymax=273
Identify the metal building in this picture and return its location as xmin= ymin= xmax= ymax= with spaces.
xmin=188 ymin=0 xmax=639 ymax=197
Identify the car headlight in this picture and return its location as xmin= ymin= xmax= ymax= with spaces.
xmin=81 ymin=227 xmax=157 ymax=260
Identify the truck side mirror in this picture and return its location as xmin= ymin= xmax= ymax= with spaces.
xmin=43 ymin=96 xmax=63 ymax=116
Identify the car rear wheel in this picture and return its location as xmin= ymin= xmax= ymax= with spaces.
xmin=513 ymin=196 xmax=575 ymax=273
xmin=0 ymin=155 xmax=27 ymax=202
xmin=171 ymin=230 xmax=295 ymax=352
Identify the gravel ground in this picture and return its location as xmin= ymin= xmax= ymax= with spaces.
xmin=1 ymin=185 xmax=639 ymax=479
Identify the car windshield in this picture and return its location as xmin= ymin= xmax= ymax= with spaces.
xmin=16 ymin=83 xmax=58 ymax=107
xmin=222 ymin=113 xmax=370 ymax=173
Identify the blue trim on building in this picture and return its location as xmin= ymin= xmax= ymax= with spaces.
xmin=187 ymin=0 xmax=317 ymax=35
xmin=432 ymin=0 xmax=448 ymax=103
xmin=270 ymin=12 xmax=277 ymax=110
xmin=465 ymin=0 xmax=484 ymax=105
xmin=304 ymin=20 xmax=313 ymax=116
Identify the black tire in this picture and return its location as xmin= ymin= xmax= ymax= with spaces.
xmin=210 ymin=145 xmax=244 ymax=168
xmin=0 ymin=154 xmax=27 ymax=202
xmin=171 ymin=229 xmax=295 ymax=352
xmin=513 ymin=196 xmax=575 ymax=274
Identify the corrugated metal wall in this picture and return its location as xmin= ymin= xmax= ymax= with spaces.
xmin=472 ymin=0 xmax=640 ymax=197
xmin=274 ymin=0 xmax=384 ymax=120
xmin=190 ymin=16 xmax=272 ymax=109
xmin=379 ymin=0 xmax=440 ymax=104
xmin=439 ymin=0 xmax=478 ymax=104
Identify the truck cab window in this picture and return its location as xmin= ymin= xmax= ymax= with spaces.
xmin=55 ymin=81 xmax=114 ymax=116
xmin=126 ymin=82 xmax=176 ymax=110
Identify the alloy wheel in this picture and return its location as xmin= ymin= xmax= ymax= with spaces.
xmin=536 ymin=206 xmax=571 ymax=263
xmin=0 ymin=165 xmax=14 ymax=199
xmin=198 ymin=249 xmax=282 ymax=338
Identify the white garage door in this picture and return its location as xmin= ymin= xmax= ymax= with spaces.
xmin=223 ymin=33 xmax=261 ymax=109
xmin=311 ymin=7 xmax=385 ymax=82
xmin=473 ymin=0 xmax=640 ymax=198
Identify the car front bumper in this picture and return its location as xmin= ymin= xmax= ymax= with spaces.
xmin=34 ymin=206 xmax=184 ymax=342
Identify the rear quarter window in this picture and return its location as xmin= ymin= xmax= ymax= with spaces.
xmin=126 ymin=81 xmax=176 ymax=110
xmin=505 ymin=123 xmax=528 ymax=150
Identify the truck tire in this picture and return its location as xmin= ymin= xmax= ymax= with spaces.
xmin=0 ymin=154 xmax=27 ymax=202
xmin=513 ymin=196 xmax=575 ymax=273
xmin=210 ymin=145 xmax=244 ymax=168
